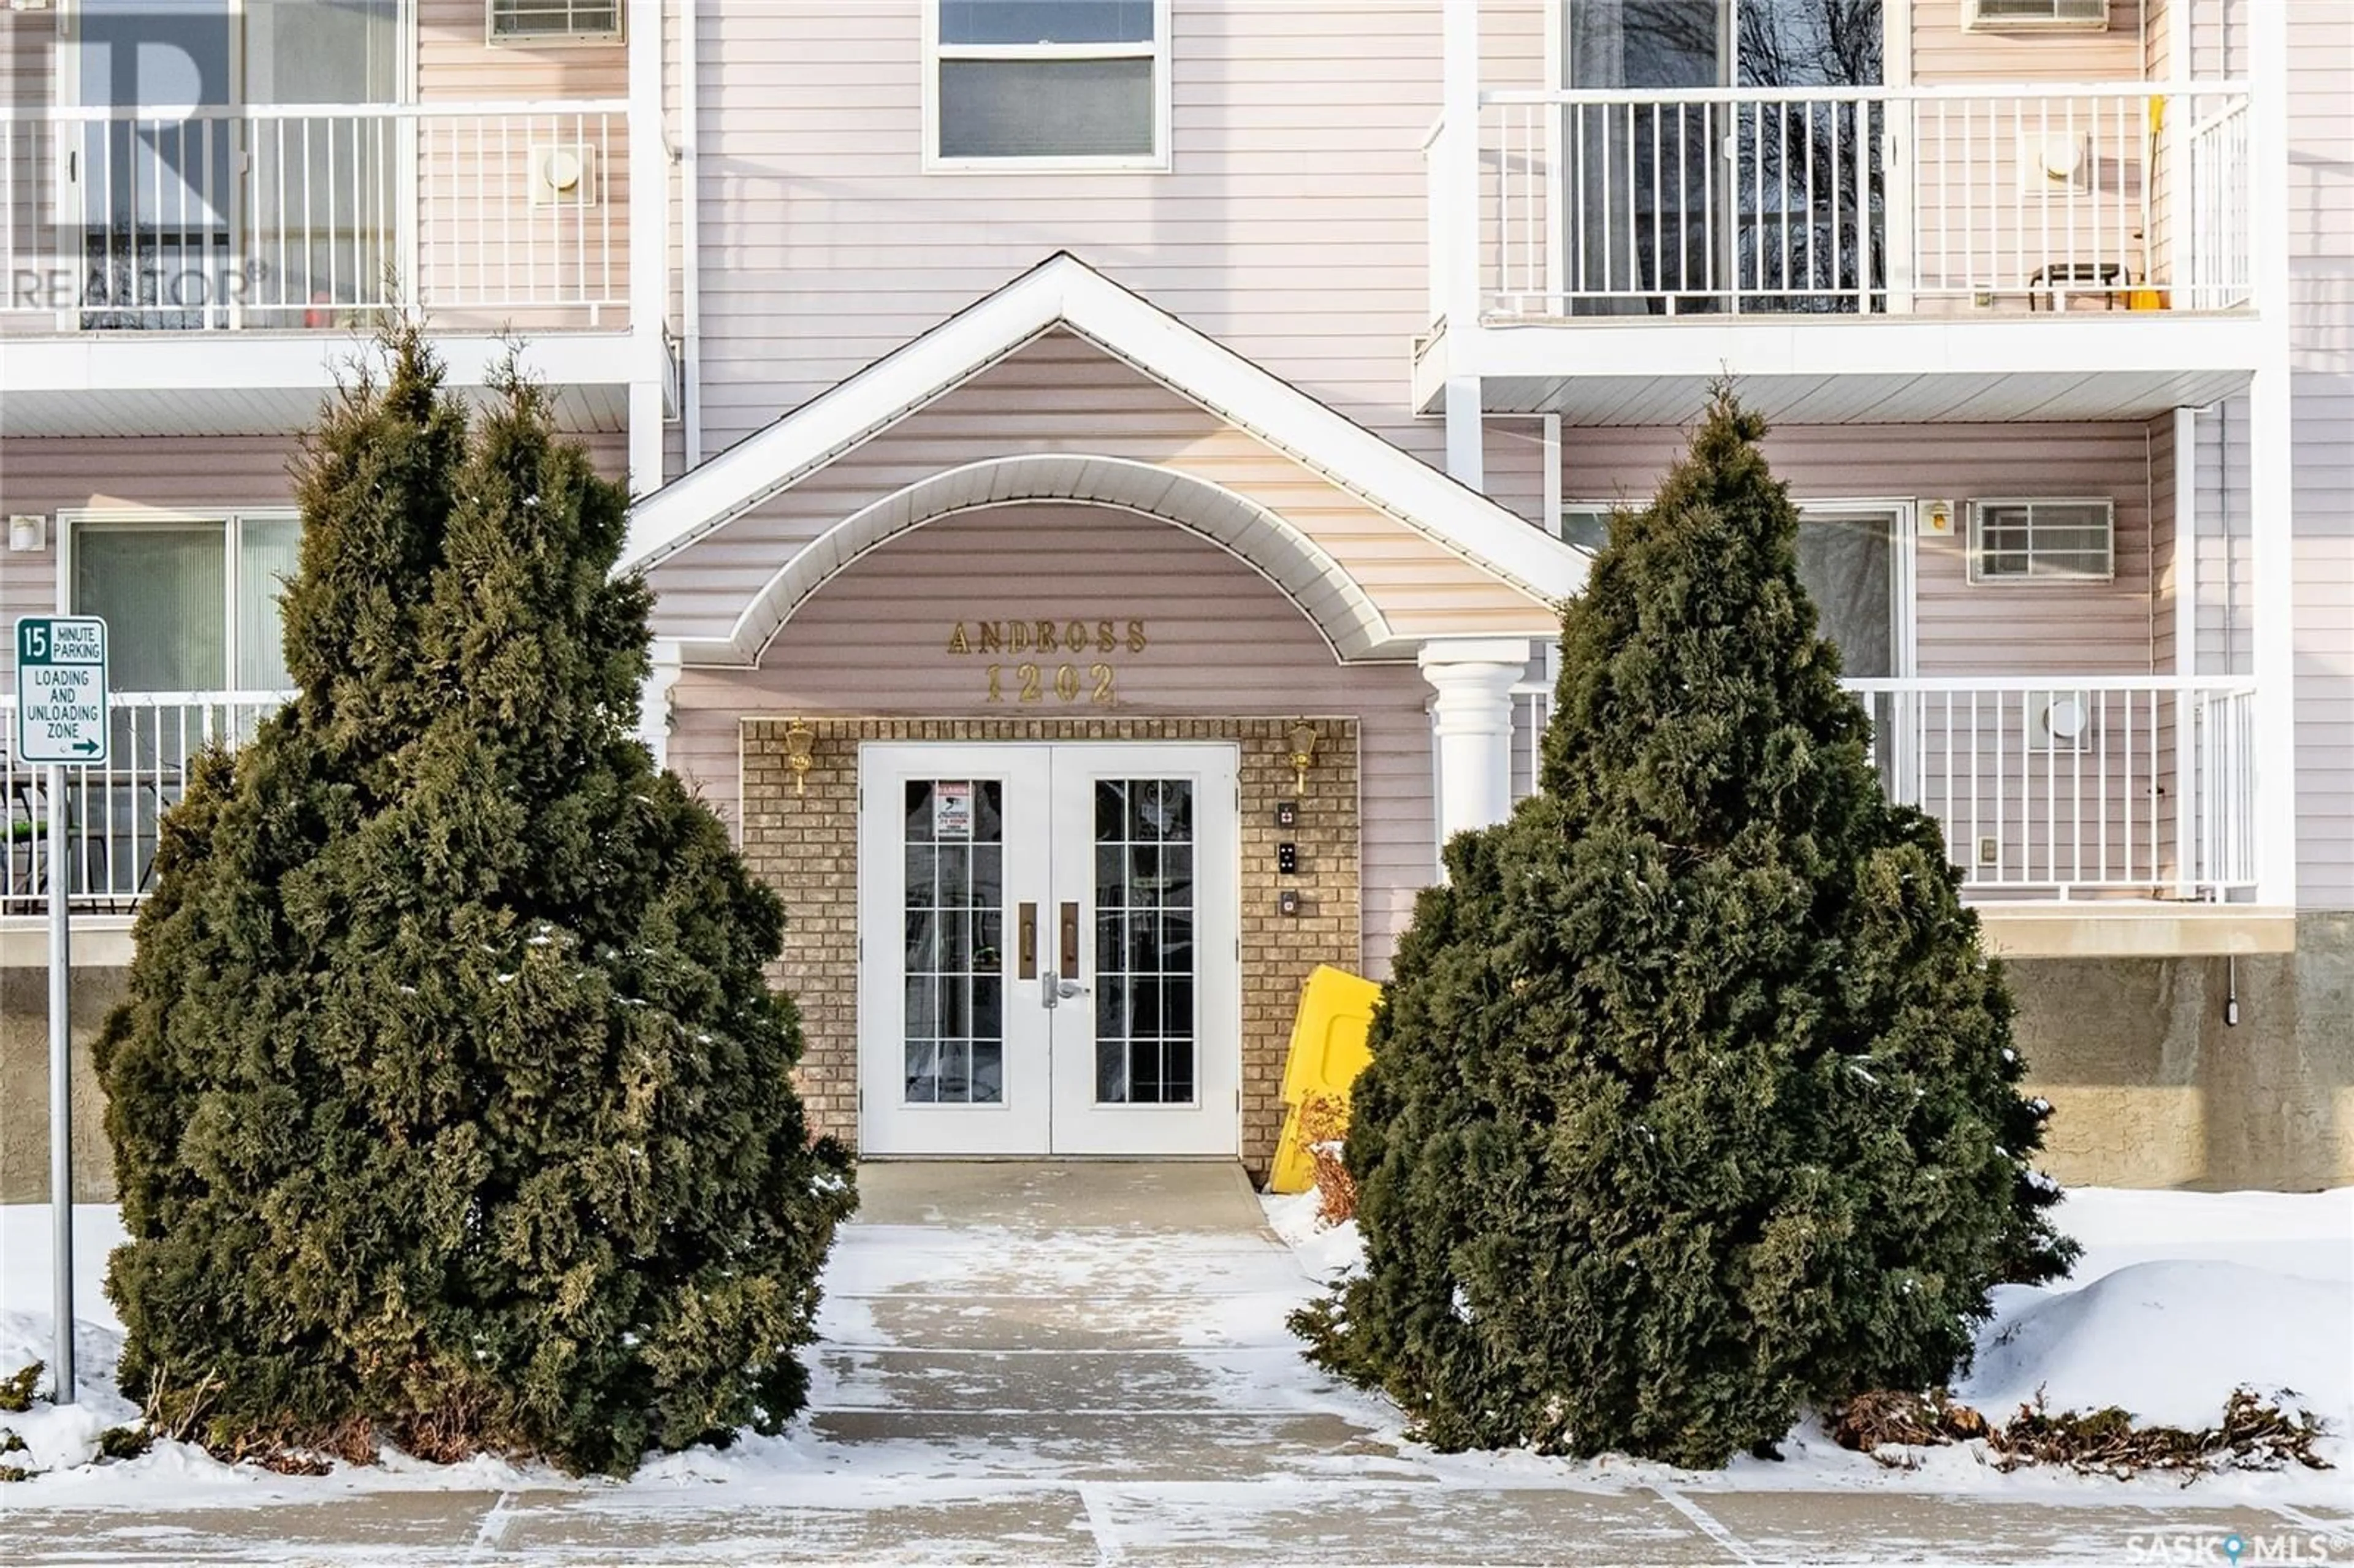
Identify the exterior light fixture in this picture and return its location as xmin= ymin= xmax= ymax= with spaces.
xmin=1286 ymin=720 xmax=1319 ymax=797
xmin=7 ymin=514 xmax=46 ymax=553
xmin=784 ymin=720 xmax=815 ymax=797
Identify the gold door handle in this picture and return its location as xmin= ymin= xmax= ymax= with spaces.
xmin=1016 ymin=901 xmax=1038 ymax=981
xmin=1059 ymin=901 xmax=1080 ymax=981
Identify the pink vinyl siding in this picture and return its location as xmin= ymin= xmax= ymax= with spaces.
xmin=1558 ymin=421 xmax=2165 ymax=677
xmin=668 ymin=504 xmax=1435 ymax=975
xmin=2285 ymin=0 xmax=2354 ymax=907
xmin=688 ymin=1 xmax=1444 ymax=462
xmin=642 ymin=330 xmax=1560 ymax=647
xmin=0 ymin=437 xmax=303 ymax=683
xmin=413 ymin=1 xmax=634 ymax=332
xmin=0 ymin=430 xmax=628 ymax=683
xmin=1911 ymin=2 xmax=2150 ymax=86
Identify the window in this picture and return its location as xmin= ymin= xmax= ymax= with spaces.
xmin=1555 ymin=503 xmax=1616 ymax=551
xmin=1967 ymin=498 xmax=2115 ymax=584
xmin=928 ymin=0 xmax=1169 ymax=169
xmin=1962 ymin=0 xmax=2108 ymax=31
xmin=487 ymin=0 xmax=623 ymax=44
xmin=68 ymin=514 xmax=301 ymax=692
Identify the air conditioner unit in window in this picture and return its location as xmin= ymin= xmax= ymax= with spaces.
xmin=1964 ymin=0 xmax=2108 ymax=29
xmin=1967 ymin=498 xmax=2116 ymax=584
xmin=487 ymin=0 xmax=621 ymax=45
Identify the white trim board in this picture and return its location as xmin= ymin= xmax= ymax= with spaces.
xmin=619 ymin=253 xmax=1591 ymax=626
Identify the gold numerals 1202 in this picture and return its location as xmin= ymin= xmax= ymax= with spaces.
xmin=986 ymin=662 xmax=1116 ymax=706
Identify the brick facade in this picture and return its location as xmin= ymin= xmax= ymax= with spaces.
xmin=740 ymin=717 xmax=1361 ymax=1178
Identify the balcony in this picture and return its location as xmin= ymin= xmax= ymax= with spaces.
xmin=2 ymin=691 xmax=289 ymax=918
xmin=0 ymin=100 xmax=645 ymax=438
xmin=1508 ymin=674 xmax=2284 ymax=954
xmin=1422 ymin=83 xmax=2265 ymax=424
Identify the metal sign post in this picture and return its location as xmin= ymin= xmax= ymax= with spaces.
xmin=13 ymin=615 xmax=110 ymax=1406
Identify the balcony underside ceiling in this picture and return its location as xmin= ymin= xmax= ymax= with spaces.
xmin=1419 ymin=316 xmax=2264 ymax=425
xmin=1471 ymin=366 xmax=2255 ymax=425
xmin=0 ymin=332 xmax=636 ymax=438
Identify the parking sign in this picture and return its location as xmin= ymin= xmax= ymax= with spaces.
xmin=13 ymin=617 xmax=110 ymax=766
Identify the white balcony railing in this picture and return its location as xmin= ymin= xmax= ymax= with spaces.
xmin=0 ymin=101 xmax=630 ymax=333
xmin=1507 ymin=676 xmax=2258 ymax=900
xmin=1 ymin=691 xmax=291 ymax=915
xmin=1454 ymin=82 xmax=2252 ymax=324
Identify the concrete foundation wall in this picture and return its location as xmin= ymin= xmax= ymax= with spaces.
xmin=1 ymin=965 xmax=124 ymax=1203
xmin=7 ymin=919 xmax=2349 ymax=1200
xmin=2013 ymin=914 xmax=2354 ymax=1192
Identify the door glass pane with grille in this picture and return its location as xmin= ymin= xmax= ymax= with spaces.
xmin=901 ymin=778 xmax=1006 ymax=1105
xmin=1092 ymin=778 xmax=1195 ymax=1106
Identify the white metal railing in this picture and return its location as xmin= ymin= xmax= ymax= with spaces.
xmin=1 ymin=691 xmax=291 ymax=914
xmin=0 ymin=101 xmax=629 ymax=331
xmin=1843 ymin=677 xmax=2258 ymax=897
xmin=1510 ymin=680 xmax=1552 ymax=802
xmin=1504 ymin=676 xmax=2257 ymax=899
xmin=1463 ymin=82 xmax=2252 ymax=322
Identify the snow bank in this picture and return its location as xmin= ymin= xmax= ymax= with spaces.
xmin=1963 ymin=1259 xmax=2352 ymax=1431
xmin=1262 ymin=1184 xmax=2354 ymax=1448
xmin=0 ymin=1307 xmax=139 ymax=1477
xmin=1262 ymin=1189 xmax=1362 ymax=1281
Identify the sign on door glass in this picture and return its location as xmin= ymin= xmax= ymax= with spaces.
xmin=903 ymin=778 xmax=1004 ymax=1105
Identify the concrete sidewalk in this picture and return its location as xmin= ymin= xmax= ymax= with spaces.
xmin=13 ymin=1163 xmax=2351 ymax=1564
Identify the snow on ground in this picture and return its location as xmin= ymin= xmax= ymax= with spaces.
xmin=1264 ymin=1183 xmax=2354 ymax=1486
xmin=0 ymin=1185 xmax=2347 ymax=1512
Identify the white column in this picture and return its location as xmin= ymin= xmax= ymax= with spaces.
xmin=2245 ymin=0 xmax=2295 ymax=908
xmin=627 ymin=0 xmax=671 ymax=496
xmin=1445 ymin=378 xmax=1485 ymax=488
xmin=639 ymin=637 xmax=682 ymax=771
xmin=1439 ymin=0 xmax=1484 ymax=489
xmin=1420 ymin=637 xmax=1531 ymax=845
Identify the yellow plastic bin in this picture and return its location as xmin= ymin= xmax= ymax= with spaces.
xmin=1267 ymin=965 xmax=1382 ymax=1194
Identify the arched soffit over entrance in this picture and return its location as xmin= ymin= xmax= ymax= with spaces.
xmin=702 ymin=454 xmax=1396 ymax=667
xmin=622 ymin=254 xmax=1591 ymax=652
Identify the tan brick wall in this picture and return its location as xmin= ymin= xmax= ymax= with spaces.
xmin=741 ymin=717 xmax=1360 ymax=1178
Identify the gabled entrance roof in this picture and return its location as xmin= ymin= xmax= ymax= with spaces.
xmin=622 ymin=254 xmax=1587 ymax=664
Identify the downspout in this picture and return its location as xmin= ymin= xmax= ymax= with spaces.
xmin=681 ymin=0 xmax=704 ymax=470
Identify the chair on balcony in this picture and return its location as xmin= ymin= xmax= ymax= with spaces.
xmin=0 ymin=764 xmax=124 ymax=911
xmin=2028 ymin=261 xmax=2130 ymax=311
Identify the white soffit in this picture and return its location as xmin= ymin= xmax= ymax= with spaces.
xmin=622 ymin=253 xmax=1589 ymax=615
xmin=696 ymin=453 xmax=1398 ymax=667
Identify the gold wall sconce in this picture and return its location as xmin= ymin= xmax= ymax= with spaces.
xmin=784 ymin=720 xmax=815 ymax=797
xmin=1286 ymin=720 xmax=1319 ymax=797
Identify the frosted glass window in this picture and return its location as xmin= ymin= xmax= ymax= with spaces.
xmin=70 ymin=515 xmax=302 ymax=693
xmin=932 ymin=1 xmax=1164 ymax=165
xmin=235 ymin=517 xmax=302 ymax=691
xmin=74 ymin=527 xmax=226 ymax=692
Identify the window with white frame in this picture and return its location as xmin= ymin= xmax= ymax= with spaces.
xmin=929 ymin=1 xmax=1168 ymax=167
xmin=69 ymin=514 xmax=302 ymax=692
xmin=1967 ymin=498 xmax=2115 ymax=584
xmin=1555 ymin=503 xmax=1615 ymax=552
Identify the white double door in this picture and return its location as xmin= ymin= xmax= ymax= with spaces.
xmin=858 ymin=742 xmax=1240 ymax=1158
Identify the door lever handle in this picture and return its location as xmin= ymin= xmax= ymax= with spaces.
xmin=1054 ymin=977 xmax=1088 ymax=1000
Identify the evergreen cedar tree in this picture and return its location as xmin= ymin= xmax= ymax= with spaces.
xmin=1296 ymin=391 xmax=2076 ymax=1469
xmin=95 ymin=329 xmax=855 ymax=1475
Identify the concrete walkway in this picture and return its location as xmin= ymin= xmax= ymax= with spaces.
xmin=13 ymin=1163 xmax=2352 ymax=1564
